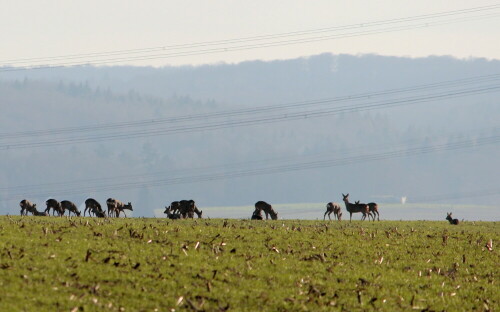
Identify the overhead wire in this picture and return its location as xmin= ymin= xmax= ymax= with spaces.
xmin=1 ymin=134 xmax=498 ymax=201
xmin=2 ymin=4 xmax=498 ymax=65
xmin=1 ymin=124 xmax=498 ymax=196
xmin=1 ymin=73 xmax=500 ymax=141
xmin=0 ymin=4 xmax=499 ymax=70
xmin=1 ymin=124 xmax=496 ymax=194
xmin=0 ymin=82 xmax=498 ymax=150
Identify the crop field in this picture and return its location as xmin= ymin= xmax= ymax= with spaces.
xmin=0 ymin=216 xmax=498 ymax=311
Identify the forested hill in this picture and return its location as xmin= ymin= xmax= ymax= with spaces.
xmin=1 ymin=53 xmax=499 ymax=218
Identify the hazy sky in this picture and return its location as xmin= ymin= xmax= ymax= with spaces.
xmin=1 ymin=0 xmax=500 ymax=67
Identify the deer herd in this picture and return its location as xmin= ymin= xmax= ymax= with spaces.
xmin=18 ymin=194 xmax=459 ymax=223
xmin=19 ymin=198 xmax=133 ymax=218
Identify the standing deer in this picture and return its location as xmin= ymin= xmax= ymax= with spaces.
xmin=45 ymin=199 xmax=64 ymax=216
xmin=20 ymin=199 xmax=37 ymax=216
xmin=179 ymin=200 xmax=202 ymax=219
xmin=342 ymin=193 xmax=369 ymax=222
xmin=255 ymin=201 xmax=278 ymax=220
xmin=164 ymin=206 xmax=182 ymax=219
xmin=367 ymin=202 xmax=380 ymax=221
xmin=324 ymin=202 xmax=342 ymax=221
xmin=84 ymin=198 xmax=105 ymax=217
xmin=355 ymin=200 xmax=374 ymax=221
xmin=168 ymin=201 xmax=181 ymax=214
xmin=446 ymin=212 xmax=459 ymax=225
xmin=106 ymin=198 xmax=133 ymax=217
xmin=61 ymin=200 xmax=81 ymax=216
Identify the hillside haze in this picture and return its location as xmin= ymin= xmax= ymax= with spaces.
xmin=1 ymin=53 xmax=499 ymax=219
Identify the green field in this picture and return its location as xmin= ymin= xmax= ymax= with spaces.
xmin=0 ymin=216 xmax=498 ymax=311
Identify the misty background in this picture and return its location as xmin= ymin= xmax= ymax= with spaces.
xmin=1 ymin=53 xmax=499 ymax=220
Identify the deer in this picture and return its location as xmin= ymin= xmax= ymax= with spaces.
xmin=179 ymin=200 xmax=203 ymax=219
xmin=446 ymin=212 xmax=459 ymax=225
xmin=45 ymin=199 xmax=64 ymax=216
xmin=255 ymin=201 xmax=278 ymax=220
xmin=20 ymin=199 xmax=37 ymax=216
xmin=164 ymin=206 xmax=182 ymax=219
xmin=61 ymin=200 xmax=81 ymax=216
xmin=84 ymin=198 xmax=105 ymax=217
xmin=251 ymin=208 xmax=264 ymax=220
xmin=169 ymin=201 xmax=181 ymax=214
xmin=106 ymin=198 xmax=133 ymax=217
xmin=31 ymin=206 xmax=49 ymax=216
xmin=342 ymin=193 xmax=369 ymax=222
xmin=367 ymin=202 xmax=380 ymax=221
xmin=324 ymin=202 xmax=342 ymax=221
xmin=355 ymin=200 xmax=374 ymax=221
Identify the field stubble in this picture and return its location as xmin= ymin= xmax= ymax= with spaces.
xmin=0 ymin=216 xmax=498 ymax=311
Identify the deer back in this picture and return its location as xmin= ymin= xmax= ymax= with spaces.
xmin=46 ymin=198 xmax=61 ymax=209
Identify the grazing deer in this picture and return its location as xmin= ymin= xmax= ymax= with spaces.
xmin=84 ymin=198 xmax=104 ymax=217
xmin=251 ymin=208 xmax=263 ymax=220
xmin=106 ymin=198 xmax=133 ymax=217
xmin=324 ymin=202 xmax=342 ymax=221
xmin=342 ymin=194 xmax=369 ymax=222
xmin=179 ymin=200 xmax=203 ymax=219
xmin=446 ymin=212 xmax=459 ymax=225
xmin=45 ymin=199 xmax=64 ymax=216
xmin=20 ymin=199 xmax=37 ymax=216
xmin=367 ymin=202 xmax=380 ymax=221
xmin=169 ymin=201 xmax=181 ymax=214
xmin=164 ymin=206 xmax=182 ymax=219
xmin=255 ymin=201 xmax=278 ymax=220
xmin=61 ymin=200 xmax=81 ymax=217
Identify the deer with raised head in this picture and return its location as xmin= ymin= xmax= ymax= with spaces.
xmin=20 ymin=199 xmax=37 ymax=216
xmin=45 ymin=199 xmax=64 ymax=216
xmin=446 ymin=212 xmax=459 ymax=225
xmin=61 ymin=200 xmax=81 ymax=216
xmin=255 ymin=201 xmax=278 ymax=220
xmin=84 ymin=198 xmax=105 ymax=217
xmin=342 ymin=193 xmax=369 ymax=222
xmin=324 ymin=202 xmax=342 ymax=221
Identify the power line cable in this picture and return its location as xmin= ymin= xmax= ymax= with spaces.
xmin=1 ymin=4 xmax=499 ymax=70
xmin=1 ymin=83 xmax=498 ymax=150
xmin=2 ymin=134 xmax=498 ymax=201
xmin=2 ymin=125 xmax=496 ymax=194
xmin=2 ymin=4 xmax=497 ymax=65
xmin=2 ymin=73 xmax=499 ymax=140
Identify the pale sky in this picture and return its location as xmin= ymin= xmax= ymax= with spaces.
xmin=1 ymin=0 xmax=500 ymax=67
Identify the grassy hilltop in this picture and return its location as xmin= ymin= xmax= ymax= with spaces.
xmin=0 ymin=216 xmax=498 ymax=311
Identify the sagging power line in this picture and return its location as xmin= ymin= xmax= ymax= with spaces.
xmin=1 ymin=134 xmax=498 ymax=202
xmin=1 ymin=75 xmax=499 ymax=150
xmin=2 ymin=73 xmax=499 ymax=140
xmin=1 ymin=4 xmax=499 ymax=70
